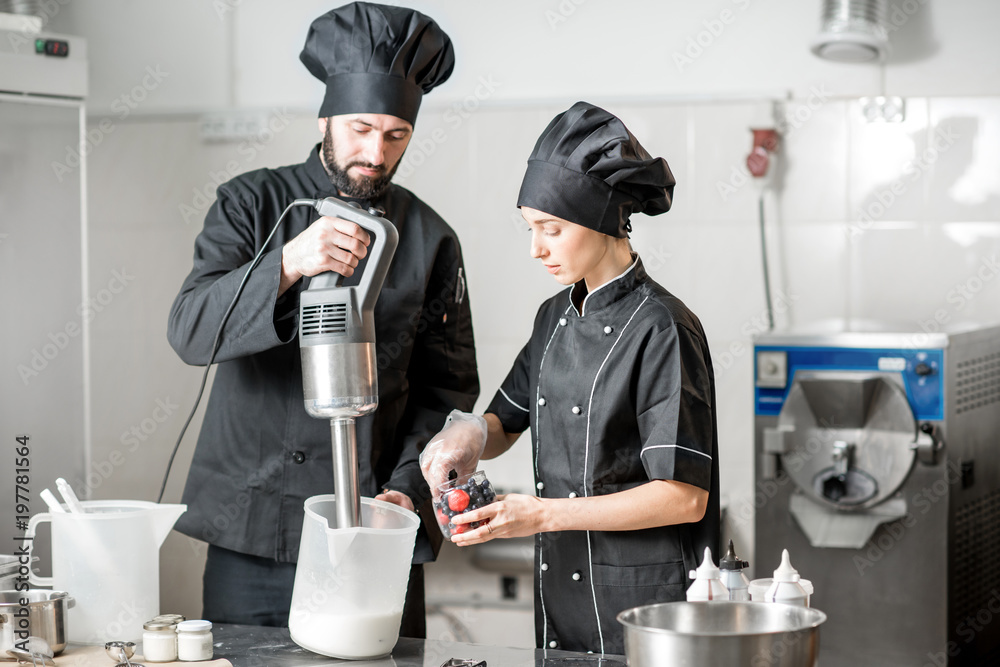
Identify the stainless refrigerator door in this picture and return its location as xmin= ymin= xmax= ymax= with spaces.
xmin=0 ymin=95 xmax=88 ymax=575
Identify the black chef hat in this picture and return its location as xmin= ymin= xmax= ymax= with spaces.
xmin=300 ymin=2 xmax=455 ymax=124
xmin=517 ymin=101 xmax=675 ymax=238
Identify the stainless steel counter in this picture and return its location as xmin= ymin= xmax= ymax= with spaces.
xmin=212 ymin=624 xmax=626 ymax=667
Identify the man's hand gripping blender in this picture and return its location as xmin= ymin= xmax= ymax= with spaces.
xmin=296 ymin=196 xmax=399 ymax=528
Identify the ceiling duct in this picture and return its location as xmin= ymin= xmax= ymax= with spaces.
xmin=0 ymin=1 xmax=44 ymax=16
xmin=811 ymin=0 xmax=889 ymax=63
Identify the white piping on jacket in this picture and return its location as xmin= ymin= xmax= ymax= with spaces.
xmin=581 ymin=294 xmax=650 ymax=655
xmin=568 ymin=256 xmax=639 ymax=317
xmin=641 ymin=444 xmax=714 ymax=460
xmin=534 ymin=303 xmax=573 ymax=649
xmin=500 ymin=387 xmax=529 ymax=412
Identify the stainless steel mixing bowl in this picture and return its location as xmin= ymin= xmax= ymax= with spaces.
xmin=617 ymin=601 xmax=826 ymax=667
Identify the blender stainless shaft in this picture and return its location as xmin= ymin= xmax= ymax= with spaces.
xmin=297 ymin=197 xmax=398 ymax=532
xmin=331 ymin=418 xmax=361 ymax=528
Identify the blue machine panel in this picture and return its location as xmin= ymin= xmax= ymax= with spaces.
xmin=754 ymin=346 xmax=945 ymax=421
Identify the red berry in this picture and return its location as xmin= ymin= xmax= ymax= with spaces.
xmin=451 ymin=522 xmax=469 ymax=535
xmin=447 ymin=489 xmax=470 ymax=512
xmin=436 ymin=509 xmax=449 ymax=526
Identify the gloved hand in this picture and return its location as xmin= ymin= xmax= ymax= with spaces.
xmin=420 ymin=410 xmax=488 ymax=496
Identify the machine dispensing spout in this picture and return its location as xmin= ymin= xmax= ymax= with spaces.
xmin=298 ymin=197 xmax=399 ymax=529
xmin=823 ymin=441 xmax=855 ymax=502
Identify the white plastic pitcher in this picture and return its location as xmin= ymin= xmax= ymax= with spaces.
xmin=25 ymin=500 xmax=186 ymax=644
xmin=289 ymin=495 xmax=419 ymax=660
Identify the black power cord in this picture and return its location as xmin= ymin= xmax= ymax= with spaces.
xmin=156 ymin=199 xmax=318 ymax=503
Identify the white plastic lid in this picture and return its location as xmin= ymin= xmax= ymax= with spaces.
xmin=176 ymin=619 xmax=212 ymax=633
xmin=772 ymin=549 xmax=801 ymax=583
xmin=688 ymin=547 xmax=720 ymax=580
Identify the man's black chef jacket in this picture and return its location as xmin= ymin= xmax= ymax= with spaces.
xmin=486 ymin=256 xmax=720 ymax=655
xmin=168 ymin=145 xmax=479 ymax=563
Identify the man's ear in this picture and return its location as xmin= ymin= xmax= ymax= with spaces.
xmin=318 ymin=117 xmax=328 ymax=135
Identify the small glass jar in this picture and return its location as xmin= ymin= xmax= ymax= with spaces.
xmin=433 ymin=470 xmax=496 ymax=539
xmin=176 ymin=619 xmax=213 ymax=661
xmin=142 ymin=620 xmax=178 ymax=663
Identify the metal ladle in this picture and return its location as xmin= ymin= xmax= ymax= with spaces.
xmin=105 ymin=641 xmax=145 ymax=667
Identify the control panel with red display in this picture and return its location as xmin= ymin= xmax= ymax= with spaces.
xmin=35 ymin=38 xmax=69 ymax=57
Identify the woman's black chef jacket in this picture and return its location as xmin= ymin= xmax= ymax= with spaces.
xmin=167 ymin=145 xmax=479 ymax=563
xmin=486 ymin=256 xmax=720 ymax=655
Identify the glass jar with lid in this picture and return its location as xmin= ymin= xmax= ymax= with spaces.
xmin=142 ymin=620 xmax=178 ymax=662
xmin=176 ymin=619 xmax=214 ymax=661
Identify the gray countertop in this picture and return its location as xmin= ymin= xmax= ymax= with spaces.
xmin=211 ymin=624 xmax=626 ymax=667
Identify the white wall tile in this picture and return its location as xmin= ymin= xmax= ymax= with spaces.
xmin=780 ymin=221 xmax=850 ymax=328
xmin=847 ymin=221 xmax=1000 ymax=328
xmin=690 ymin=101 xmax=777 ymax=222
xmin=926 ymin=98 xmax=1000 ymax=222
xmin=847 ymin=98 xmax=931 ymax=224
xmin=777 ymin=99 xmax=850 ymax=223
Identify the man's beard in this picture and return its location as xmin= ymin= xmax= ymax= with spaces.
xmin=321 ymin=123 xmax=400 ymax=200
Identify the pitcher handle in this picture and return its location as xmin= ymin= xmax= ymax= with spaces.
xmin=25 ymin=512 xmax=52 ymax=587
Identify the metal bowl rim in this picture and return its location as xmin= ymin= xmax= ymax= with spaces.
xmin=616 ymin=601 xmax=827 ymax=638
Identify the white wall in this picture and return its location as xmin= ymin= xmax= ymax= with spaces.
xmin=33 ymin=0 xmax=1000 ymax=647
xmin=49 ymin=0 xmax=1000 ymax=115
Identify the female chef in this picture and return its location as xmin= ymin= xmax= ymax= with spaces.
xmin=420 ymin=101 xmax=720 ymax=655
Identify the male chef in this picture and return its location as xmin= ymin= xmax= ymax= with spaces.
xmin=168 ymin=2 xmax=479 ymax=635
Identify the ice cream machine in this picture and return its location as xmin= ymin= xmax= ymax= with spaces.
xmin=753 ymin=325 xmax=1000 ymax=666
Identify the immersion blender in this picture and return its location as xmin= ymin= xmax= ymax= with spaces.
xmin=298 ymin=197 xmax=399 ymax=529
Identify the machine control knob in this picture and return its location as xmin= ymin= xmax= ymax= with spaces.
xmin=915 ymin=363 xmax=934 ymax=376
xmin=368 ymin=206 xmax=386 ymax=217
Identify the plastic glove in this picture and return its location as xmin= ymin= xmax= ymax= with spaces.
xmin=420 ymin=410 xmax=488 ymax=496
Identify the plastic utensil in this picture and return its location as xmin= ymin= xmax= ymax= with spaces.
xmin=39 ymin=489 xmax=65 ymax=514
xmin=54 ymin=478 xmax=85 ymax=514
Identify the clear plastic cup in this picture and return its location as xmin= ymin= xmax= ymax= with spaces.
xmin=432 ymin=470 xmax=497 ymax=539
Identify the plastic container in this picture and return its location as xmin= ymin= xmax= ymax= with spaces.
xmin=432 ymin=470 xmax=497 ymax=540
xmin=763 ymin=549 xmax=809 ymax=607
xmin=141 ymin=620 xmax=177 ymax=662
xmin=686 ymin=547 xmax=729 ymax=602
xmin=289 ymin=495 xmax=420 ymax=659
xmin=718 ymin=540 xmax=751 ymax=602
xmin=749 ymin=577 xmax=814 ymax=606
xmin=24 ymin=500 xmax=186 ymax=644
xmin=176 ymin=620 xmax=212 ymax=661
